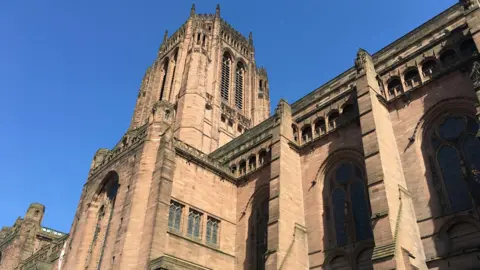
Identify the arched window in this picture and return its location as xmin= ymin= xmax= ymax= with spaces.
xmin=460 ymin=39 xmax=476 ymax=56
xmin=235 ymin=62 xmax=245 ymax=110
xmin=329 ymin=162 xmax=372 ymax=246
xmin=292 ymin=124 xmax=299 ymax=142
xmin=168 ymin=49 xmax=179 ymax=99
xmin=387 ymin=78 xmax=403 ymax=96
xmin=160 ymin=58 xmax=169 ymax=101
xmin=259 ymin=149 xmax=268 ymax=165
xmin=440 ymin=49 xmax=458 ymax=66
xmin=329 ymin=111 xmax=340 ymax=129
xmin=404 ymin=68 xmax=421 ymax=87
xmin=249 ymin=155 xmax=257 ymax=171
xmin=221 ymin=52 xmax=232 ymax=101
xmin=253 ymin=199 xmax=269 ymax=270
xmin=422 ymin=60 xmax=437 ymax=78
xmin=302 ymin=125 xmax=312 ymax=143
xmin=327 ymin=256 xmax=349 ymax=270
xmin=86 ymin=171 xmax=120 ymax=268
xmin=239 ymin=160 xmax=247 ymax=176
xmin=428 ymin=115 xmax=480 ymax=213
xmin=314 ymin=118 xmax=326 ymax=136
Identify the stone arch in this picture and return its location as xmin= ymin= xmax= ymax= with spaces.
xmin=420 ymin=57 xmax=438 ymax=78
xmin=324 ymin=252 xmax=350 ymax=270
xmin=403 ymin=67 xmax=421 ymax=88
xmin=301 ymin=124 xmax=313 ymax=143
xmin=386 ymin=76 xmax=403 ymax=96
xmin=437 ymin=215 xmax=480 ymax=255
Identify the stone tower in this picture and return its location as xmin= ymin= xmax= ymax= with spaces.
xmin=130 ymin=4 xmax=270 ymax=153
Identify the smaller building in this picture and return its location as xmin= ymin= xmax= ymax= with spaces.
xmin=0 ymin=203 xmax=67 ymax=270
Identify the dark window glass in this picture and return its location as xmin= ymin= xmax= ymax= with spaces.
xmin=437 ymin=145 xmax=472 ymax=211
xmin=351 ymin=181 xmax=372 ymax=241
xmin=438 ymin=117 xmax=465 ymax=141
xmin=168 ymin=202 xmax=183 ymax=232
xmin=335 ymin=163 xmax=352 ymax=185
xmin=206 ymin=217 xmax=220 ymax=245
xmin=463 ymin=134 xmax=480 ymax=200
xmin=187 ymin=209 xmax=202 ymax=238
xmin=221 ymin=53 xmax=231 ymax=101
xmin=332 ymin=188 xmax=348 ymax=246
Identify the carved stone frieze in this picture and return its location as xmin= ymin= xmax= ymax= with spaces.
xmin=221 ymin=102 xmax=236 ymax=120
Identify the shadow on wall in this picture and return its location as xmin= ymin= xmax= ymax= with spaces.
xmin=240 ymin=149 xmax=271 ymax=270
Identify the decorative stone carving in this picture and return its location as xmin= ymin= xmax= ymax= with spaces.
xmin=221 ymin=103 xmax=236 ymax=120
xmin=355 ymin=48 xmax=368 ymax=74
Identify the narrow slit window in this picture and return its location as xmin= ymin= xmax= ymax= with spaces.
xmin=168 ymin=201 xmax=183 ymax=232
xmin=221 ymin=53 xmax=231 ymax=101
xmin=235 ymin=62 xmax=244 ymax=110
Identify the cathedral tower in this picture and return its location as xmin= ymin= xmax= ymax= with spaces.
xmin=130 ymin=4 xmax=270 ymax=153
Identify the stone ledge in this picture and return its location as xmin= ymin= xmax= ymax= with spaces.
xmin=167 ymin=230 xmax=235 ymax=258
xmin=150 ymin=254 xmax=212 ymax=270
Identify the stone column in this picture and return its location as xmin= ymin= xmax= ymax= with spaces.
xmin=354 ymin=49 xmax=427 ymax=269
xmin=265 ymin=100 xmax=308 ymax=270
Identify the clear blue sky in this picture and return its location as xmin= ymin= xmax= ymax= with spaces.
xmin=0 ymin=0 xmax=456 ymax=232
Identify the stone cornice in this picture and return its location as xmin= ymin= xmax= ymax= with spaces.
xmin=209 ymin=116 xmax=275 ymax=161
xmin=289 ymin=3 xmax=465 ymax=118
xmin=173 ymin=139 xmax=236 ymax=182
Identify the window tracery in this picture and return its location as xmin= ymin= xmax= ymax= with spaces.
xmin=221 ymin=53 xmax=231 ymax=101
xmin=428 ymin=115 xmax=480 ymax=213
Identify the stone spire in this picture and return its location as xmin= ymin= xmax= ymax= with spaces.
xmin=190 ymin=3 xmax=196 ymax=16
xmin=249 ymin=31 xmax=254 ymax=47
xmin=215 ymin=4 xmax=220 ymax=17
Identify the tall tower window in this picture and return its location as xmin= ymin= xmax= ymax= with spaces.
xmin=221 ymin=52 xmax=231 ymax=101
xmin=235 ymin=62 xmax=244 ymax=110
xmin=160 ymin=58 xmax=169 ymax=101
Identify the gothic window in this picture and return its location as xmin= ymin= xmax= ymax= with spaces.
xmin=460 ymin=39 xmax=476 ymax=56
xmin=221 ymin=52 xmax=232 ymax=101
xmin=422 ymin=60 xmax=437 ymax=78
xmin=249 ymin=155 xmax=257 ymax=171
xmin=314 ymin=118 xmax=326 ymax=136
xmin=387 ymin=77 xmax=403 ymax=96
xmin=168 ymin=201 xmax=183 ymax=232
xmin=187 ymin=209 xmax=202 ymax=239
xmin=329 ymin=111 xmax=340 ymax=129
xmin=329 ymin=162 xmax=372 ymax=247
xmin=302 ymin=125 xmax=313 ymax=143
xmin=429 ymin=115 xmax=480 ymax=213
xmin=168 ymin=49 xmax=179 ymax=98
xmin=254 ymin=199 xmax=269 ymax=270
xmin=259 ymin=149 xmax=268 ymax=165
xmin=327 ymin=256 xmax=350 ymax=270
xmin=259 ymin=80 xmax=263 ymax=92
xmin=239 ymin=160 xmax=247 ymax=176
xmin=160 ymin=58 xmax=169 ymax=101
xmin=440 ymin=49 xmax=458 ymax=66
xmin=206 ymin=217 xmax=220 ymax=245
xmin=235 ymin=62 xmax=245 ymax=110
xmin=404 ymin=68 xmax=421 ymax=87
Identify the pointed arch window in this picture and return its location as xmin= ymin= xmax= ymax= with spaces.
xmin=329 ymin=162 xmax=372 ymax=247
xmin=428 ymin=115 xmax=480 ymax=213
xmin=160 ymin=58 xmax=169 ymax=101
xmin=221 ymin=53 xmax=231 ymax=101
xmin=235 ymin=62 xmax=245 ymax=110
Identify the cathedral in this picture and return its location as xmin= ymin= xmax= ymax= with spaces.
xmin=2 ymin=2 xmax=480 ymax=269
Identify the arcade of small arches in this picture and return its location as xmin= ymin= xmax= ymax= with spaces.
xmin=229 ymin=148 xmax=271 ymax=177
xmin=293 ymin=103 xmax=357 ymax=145
xmin=383 ymin=38 xmax=477 ymax=100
